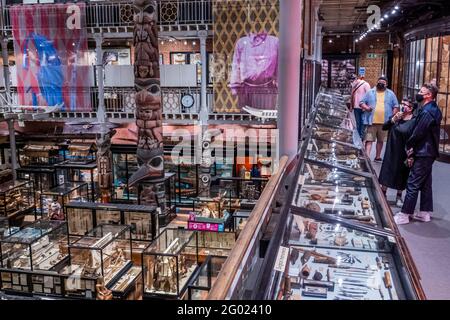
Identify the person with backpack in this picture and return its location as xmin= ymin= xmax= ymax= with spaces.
xmin=394 ymin=83 xmax=443 ymax=225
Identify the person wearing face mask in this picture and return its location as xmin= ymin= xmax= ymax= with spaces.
xmin=379 ymin=99 xmax=417 ymax=207
xmin=350 ymin=75 xmax=371 ymax=139
xmin=360 ymin=76 xmax=400 ymax=161
xmin=394 ymin=83 xmax=442 ymax=225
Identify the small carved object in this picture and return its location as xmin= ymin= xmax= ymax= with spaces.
xmin=310 ymin=194 xmax=323 ymax=201
xmin=290 ymin=248 xmax=299 ymax=265
xmin=313 ymin=270 xmax=323 ymax=281
xmin=96 ymin=276 xmax=113 ymax=300
xmin=300 ymin=251 xmax=312 ymax=265
xmin=305 ymin=202 xmax=321 ymax=213
xmin=49 ymin=201 xmax=64 ymax=221
xmin=283 ymin=276 xmax=292 ymax=298
xmin=305 ymin=221 xmax=318 ymax=240
xmin=140 ymin=184 xmax=159 ymax=206
xmin=97 ymin=131 xmax=115 ymax=202
xmin=334 ymin=234 xmax=347 ymax=246
xmin=301 ymin=264 xmax=311 ymax=278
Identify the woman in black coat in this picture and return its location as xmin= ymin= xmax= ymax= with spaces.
xmin=379 ymin=99 xmax=416 ymax=207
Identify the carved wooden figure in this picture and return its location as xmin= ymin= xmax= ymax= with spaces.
xmin=130 ymin=0 xmax=164 ymax=188
xmin=97 ymin=131 xmax=115 ymax=202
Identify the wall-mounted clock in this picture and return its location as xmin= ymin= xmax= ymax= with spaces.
xmin=181 ymin=93 xmax=195 ymax=109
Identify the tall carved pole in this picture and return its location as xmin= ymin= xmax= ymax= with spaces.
xmin=97 ymin=131 xmax=114 ymax=203
xmin=130 ymin=0 xmax=164 ymax=188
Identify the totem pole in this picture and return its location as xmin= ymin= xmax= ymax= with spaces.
xmin=198 ymin=128 xmax=222 ymax=197
xmin=97 ymin=131 xmax=115 ymax=203
xmin=130 ymin=0 xmax=165 ymax=209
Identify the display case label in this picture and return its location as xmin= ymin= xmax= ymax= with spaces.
xmin=274 ymin=246 xmax=289 ymax=272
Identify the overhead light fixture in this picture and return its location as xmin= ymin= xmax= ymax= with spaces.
xmin=184 ymin=41 xmax=188 ymax=45
xmin=381 ymin=17 xmax=384 ymax=21
xmin=384 ymin=14 xmax=389 ymax=18
xmin=329 ymin=39 xmax=333 ymax=43
xmin=395 ymin=5 xmax=399 ymax=10
xmin=392 ymin=10 xmax=396 ymax=14
xmin=193 ymin=41 xmax=196 ymax=45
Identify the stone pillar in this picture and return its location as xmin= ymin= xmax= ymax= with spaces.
xmin=199 ymin=30 xmax=208 ymax=124
xmin=94 ymin=34 xmax=105 ymax=126
xmin=1 ymin=38 xmax=10 ymax=102
xmin=278 ymin=0 xmax=303 ymax=161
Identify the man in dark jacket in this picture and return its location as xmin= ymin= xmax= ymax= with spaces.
xmin=394 ymin=83 xmax=442 ymax=225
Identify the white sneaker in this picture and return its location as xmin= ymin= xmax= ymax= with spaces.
xmin=396 ymin=198 xmax=404 ymax=207
xmin=394 ymin=212 xmax=410 ymax=225
xmin=412 ymin=211 xmax=432 ymax=223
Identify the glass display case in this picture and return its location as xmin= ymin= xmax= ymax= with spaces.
xmin=0 ymin=217 xmax=19 ymax=240
xmin=233 ymin=210 xmax=251 ymax=236
xmin=63 ymin=141 xmax=97 ymax=164
xmin=315 ymin=112 xmax=351 ymax=129
xmin=272 ymin=211 xmax=421 ymax=300
xmin=0 ymin=268 xmax=97 ymax=299
xmin=187 ymin=255 xmax=227 ymax=300
xmin=178 ymin=163 xmax=199 ymax=201
xmin=55 ymin=162 xmax=98 ymax=202
xmin=164 ymin=157 xmax=199 ymax=204
xmin=143 ymin=228 xmax=198 ymax=299
xmin=188 ymin=198 xmax=232 ymax=232
xmin=65 ymin=202 xmax=159 ymax=242
xmin=211 ymin=157 xmax=235 ymax=179
xmin=215 ymin=177 xmax=269 ymax=208
xmin=18 ymin=143 xmax=62 ymax=167
xmin=0 ymin=220 xmax=69 ymax=271
xmin=195 ymin=231 xmax=236 ymax=261
xmin=112 ymin=152 xmax=139 ymax=202
xmin=316 ymin=105 xmax=349 ymax=119
xmin=0 ymin=181 xmax=35 ymax=221
xmin=67 ymin=225 xmax=133 ymax=286
xmin=291 ymin=158 xmax=390 ymax=228
xmin=40 ymin=182 xmax=89 ymax=219
xmin=16 ymin=167 xmax=57 ymax=211
xmin=0 ymin=168 xmax=13 ymax=185
xmin=110 ymin=266 xmax=143 ymax=300
xmin=305 ymin=138 xmax=370 ymax=173
xmin=312 ymin=123 xmax=356 ymax=146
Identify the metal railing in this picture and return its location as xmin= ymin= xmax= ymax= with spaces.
xmin=1 ymin=0 xmax=213 ymax=31
xmin=0 ymin=86 xmax=214 ymax=115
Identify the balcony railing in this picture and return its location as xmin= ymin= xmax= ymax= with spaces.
xmin=1 ymin=86 xmax=214 ymax=115
xmin=1 ymin=0 xmax=213 ymax=31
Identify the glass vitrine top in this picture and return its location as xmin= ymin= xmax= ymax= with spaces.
xmin=305 ymin=138 xmax=369 ymax=173
xmin=292 ymin=161 xmax=385 ymax=228
xmin=1 ymin=220 xmax=65 ymax=244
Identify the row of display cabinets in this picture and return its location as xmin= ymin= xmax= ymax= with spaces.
xmin=235 ymin=90 xmax=426 ymax=301
xmin=16 ymin=159 xmax=268 ymax=210
xmin=0 ymin=218 xmax=236 ymax=300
